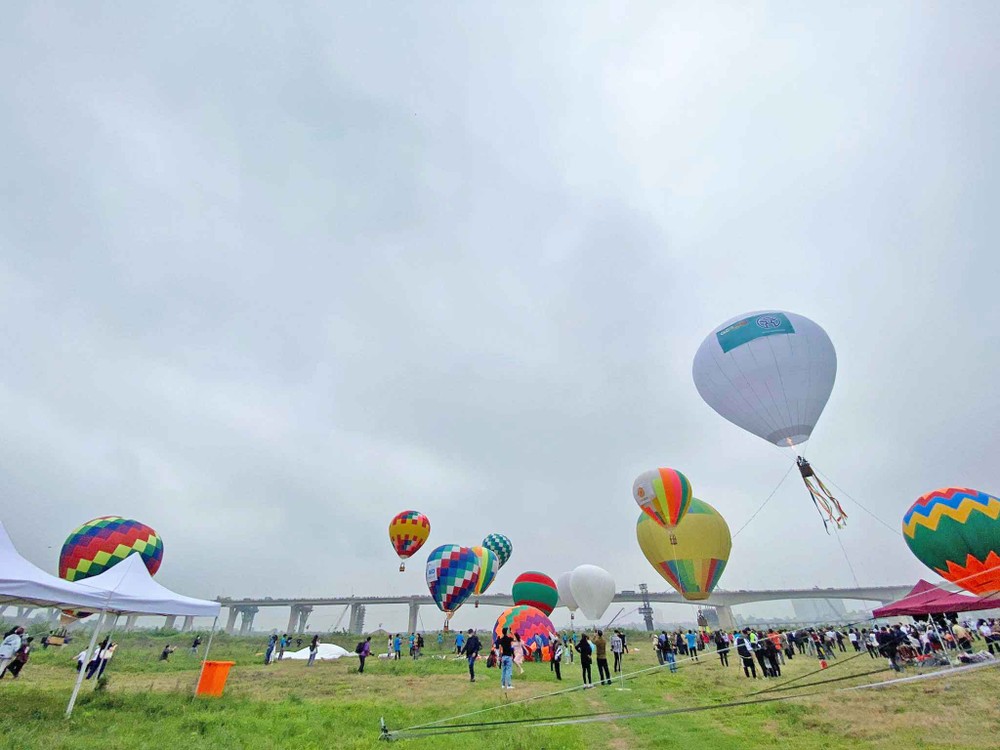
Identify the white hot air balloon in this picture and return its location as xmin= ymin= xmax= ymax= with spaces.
xmin=692 ymin=310 xmax=847 ymax=530
xmin=556 ymin=571 xmax=578 ymax=619
xmin=569 ymin=565 xmax=615 ymax=622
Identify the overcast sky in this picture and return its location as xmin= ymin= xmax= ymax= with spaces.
xmin=2 ymin=2 xmax=998 ymax=632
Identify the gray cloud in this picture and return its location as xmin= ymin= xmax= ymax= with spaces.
xmin=2 ymin=2 xmax=998 ymax=631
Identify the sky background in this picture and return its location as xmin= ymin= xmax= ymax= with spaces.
xmin=2 ymin=2 xmax=998 ymax=633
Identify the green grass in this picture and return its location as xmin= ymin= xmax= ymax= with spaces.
xmin=1 ymin=631 xmax=997 ymax=749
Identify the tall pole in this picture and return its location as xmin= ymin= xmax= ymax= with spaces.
xmin=66 ymin=610 xmax=108 ymax=718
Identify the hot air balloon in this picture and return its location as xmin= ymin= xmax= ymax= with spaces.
xmin=556 ymin=571 xmax=579 ymax=620
xmin=903 ymin=488 xmax=1000 ymax=595
xmin=388 ymin=511 xmax=431 ymax=571
xmin=692 ymin=311 xmax=847 ymax=530
xmin=632 ymin=468 xmax=693 ymax=543
xmin=425 ymin=545 xmax=480 ymax=618
xmin=59 ymin=516 xmax=163 ymax=619
xmin=569 ymin=565 xmax=615 ymax=621
xmin=493 ymin=605 xmax=556 ymax=661
xmin=512 ymin=571 xmax=558 ymax=616
xmin=471 ymin=546 xmax=500 ymax=607
xmin=637 ymin=499 xmax=731 ymax=601
xmin=482 ymin=533 xmax=513 ymax=568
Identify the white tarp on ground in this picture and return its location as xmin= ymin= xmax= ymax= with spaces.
xmin=288 ymin=643 xmax=352 ymax=660
xmin=0 ymin=521 xmax=112 ymax=610
xmin=79 ymin=553 xmax=221 ymax=618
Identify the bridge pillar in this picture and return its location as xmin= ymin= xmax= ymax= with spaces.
xmin=714 ymin=605 xmax=736 ymax=631
xmin=125 ymin=614 xmax=138 ymax=632
xmin=225 ymin=607 xmax=239 ymax=635
xmin=349 ymin=603 xmax=366 ymax=633
xmin=287 ymin=605 xmax=301 ymax=635
xmin=15 ymin=607 xmax=32 ymax=625
xmin=181 ymin=616 xmax=194 ymax=632
xmin=408 ymin=601 xmax=419 ymax=634
xmin=296 ymin=605 xmax=313 ymax=634
xmin=164 ymin=615 xmax=177 ymax=630
xmin=239 ymin=606 xmax=258 ymax=635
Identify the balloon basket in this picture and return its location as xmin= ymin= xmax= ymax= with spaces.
xmin=399 ymin=563 xmax=405 ymax=572
xmin=474 ymin=600 xmax=479 ymax=609
xmin=669 ymin=533 xmax=678 ymax=545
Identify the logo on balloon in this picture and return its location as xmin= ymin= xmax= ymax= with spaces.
xmin=756 ymin=315 xmax=782 ymax=329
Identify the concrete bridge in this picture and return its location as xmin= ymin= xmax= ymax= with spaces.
xmin=216 ymin=584 xmax=912 ymax=635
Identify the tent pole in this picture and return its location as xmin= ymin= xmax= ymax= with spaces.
xmin=66 ymin=609 xmax=107 ymax=719
xmin=194 ymin=616 xmax=219 ymax=695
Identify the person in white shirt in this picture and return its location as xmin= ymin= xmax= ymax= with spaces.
xmin=0 ymin=628 xmax=24 ymax=677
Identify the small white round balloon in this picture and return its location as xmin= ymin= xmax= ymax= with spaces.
xmin=569 ymin=564 xmax=615 ymax=621
xmin=556 ymin=571 xmax=578 ymax=612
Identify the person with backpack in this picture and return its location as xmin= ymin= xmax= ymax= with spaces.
xmin=356 ymin=636 xmax=371 ymax=673
xmin=551 ymin=638 xmax=563 ymax=680
xmin=463 ymin=629 xmax=482 ymax=682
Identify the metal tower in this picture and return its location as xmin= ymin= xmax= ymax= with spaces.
xmin=638 ymin=583 xmax=654 ymax=632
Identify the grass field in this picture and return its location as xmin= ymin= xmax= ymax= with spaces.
xmin=1 ymin=630 xmax=997 ymax=749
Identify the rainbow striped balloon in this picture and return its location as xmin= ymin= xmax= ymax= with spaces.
xmin=636 ymin=499 xmax=730 ymax=601
xmin=59 ymin=516 xmax=163 ymax=582
xmin=493 ymin=605 xmax=555 ymax=661
xmin=633 ymin=468 xmax=693 ymax=531
xmin=471 ymin=546 xmax=500 ymax=598
xmin=903 ymin=487 xmax=1000 ymax=595
xmin=389 ymin=510 xmax=431 ymax=571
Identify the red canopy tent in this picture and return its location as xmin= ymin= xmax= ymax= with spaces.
xmin=872 ymin=579 xmax=989 ymax=618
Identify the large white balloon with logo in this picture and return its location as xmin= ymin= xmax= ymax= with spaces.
xmin=569 ymin=565 xmax=615 ymax=621
xmin=556 ymin=571 xmax=578 ymax=612
xmin=692 ymin=310 xmax=837 ymax=448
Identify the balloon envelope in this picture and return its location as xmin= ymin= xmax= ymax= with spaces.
xmin=692 ymin=311 xmax=836 ymax=447
xmin=425 ymin=545 xmax=480 ymax=614
xmin=636 ymin=499 xmax=731 ymax=601
xmin=482 ymin=533 xmax=513 ymax=568
xmin=471 ymin=546 xmax=500 ymax=597
xmin=633 ymin=468 xmax=693 ymax=529
xmin=556 ymin=571 xmax=578 ymax=612
xmin=511 ymin=571 xmax=558 ymax=617
xmin=388 ymin=511 xmax=431 ymax=563
xmin=60 ymin=516 xmax=163 ymax=582
xmin=903 ymin=488 xmax=1000 ymax=595
xmin=569 ymin=565 xmax=615 ymax=621
xmin=493 ymin=605 xmax=556 ymax=661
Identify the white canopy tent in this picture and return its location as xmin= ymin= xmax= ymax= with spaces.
xmin=0 ymin=522 xmax=111 ymax=611
xmin=64 ymin=553 xmax=221 ymax=717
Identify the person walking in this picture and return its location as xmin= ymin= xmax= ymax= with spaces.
xmin=455 ymin=630 xmax=466 ymax=655
xmin=159 ymin=645 xmax=175 ymax=661
xmin=463 ymin=629 xmax=481 ymax=682
xmin=511 ymin=633 xmax=527 ymax=675
xmin=190 ymin=635 xmax=202 ymax=655
xmin=656 ymin=631 xmax=667 ymax=666
xmin=307 ymin=635 xmax=319 ymax=667
xmin=610 ymin=631 xmax=624 ymax=673
xmin=497 ymin=628 xmax=515 ymax=689
xmin=0 ymin=628 xmax=23 ymax=678
xmin=3 ymin=637 xmax=32 ymax=679
xmin=265 ymin=634 xmax=277 ymax=665
xmin=621 ymin=631 xmax=629 ymax=654
xmin=358 ymin=636 xmax=372 ymax=673
xmin=551 ymin=638 xmax=563 ymax=680
xmin=576 ymin=634 xmax=593 ymax=687
xmin=393 ymin=634 xmax=402 ymax=660
xmin=97 ymin=642 xmax=116 ymax=679
xmin=663 ymin=637 xmax=678 ymax=674
xmin=85 ymin=638 xmax=108 ymax=680
xmin=593 ymin=630 xmax=611 ymax=685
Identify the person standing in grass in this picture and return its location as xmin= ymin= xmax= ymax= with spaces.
xmin=265 ymin=634 xmax=277 ymax=665
xmin=496 ymin=627 xmax=515 ymax=689
xmin=685 ymin=630 xmax=699 ymax=662
xmin=551 ymin=638 xmax=563 ymax=681
xmin=393 ymin=634 xmax=402 ymax=660
xmin=593 ymin=630 xmax=610 ymax=685
xmin=463 ymin=629 xmax=481 ymax=682
xmin=307 ymin=635 xmax=319 ymax=667
xmin=715 ymin=630 xmax=730 ymax=667
xmin=575 ymin=634 xmax=593 ymax=687
xmin=437 ymin=632 xmax=444 ymax=649
xmin=735 ymin=630 xmax=757 ymax=679
xmin=511 ymin=633 xmax=527 ymax=675
xmin=610 ymin=631 xmax=623 ymax=673
xmin=358 ymin=637 xmax=372 ymax=673
xmin=455 ymin=630 xmax=466 ymax=655
xmin=190 ymin=635 xmax=202 ymax=655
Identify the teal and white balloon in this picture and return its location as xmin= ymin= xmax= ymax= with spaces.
xmin=692 ymin=311 xmax=836 ymax=448
xmin=482 ymin=533 xmax=513 ymax=568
